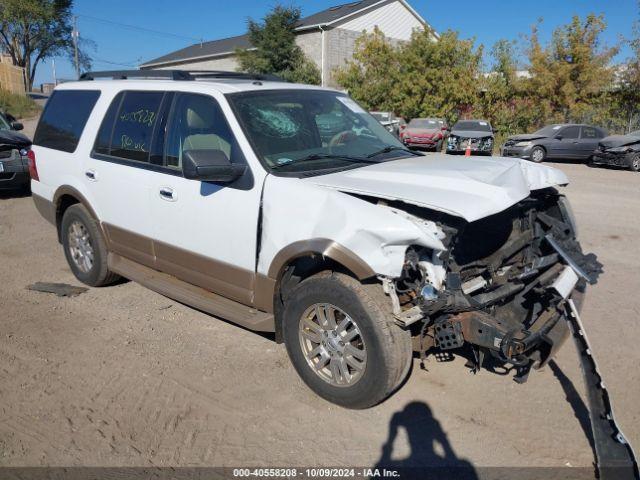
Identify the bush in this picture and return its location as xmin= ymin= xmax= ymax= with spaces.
xmin=0 ymin=89 xmax=41 ymax=119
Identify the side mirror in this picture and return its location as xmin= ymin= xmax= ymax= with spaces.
xmin=555 ymin=135 xmax=563 ymax=140
xmin=400 ymin=124 xmax=406 ymax=131
xmin=11 ymin=122 xmax=23 ymax=131
xmin=182 ymin=149 xmax=247 ymax=183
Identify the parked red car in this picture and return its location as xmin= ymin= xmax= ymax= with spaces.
xmin=400 ymin=118 xmax=449 ymax=151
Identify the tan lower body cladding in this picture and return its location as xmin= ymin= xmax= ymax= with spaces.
xmin=103 ymin=223 xmax=276 ymax=313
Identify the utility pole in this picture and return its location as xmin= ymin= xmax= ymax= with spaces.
xmin=72 ymin=16 xmax=80 ymax=79
xmin=52 ymin=59 xmax=57 ymax=85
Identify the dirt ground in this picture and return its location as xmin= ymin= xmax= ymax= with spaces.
xmin=0 ymin=118 xmax=638 ymax=472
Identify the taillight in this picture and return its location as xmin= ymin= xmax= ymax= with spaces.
xmin=27 ymin=149 xmax=39 ymax=181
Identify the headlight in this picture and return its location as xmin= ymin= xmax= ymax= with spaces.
xmin=515 ymin=141 xmax=533 ymax=148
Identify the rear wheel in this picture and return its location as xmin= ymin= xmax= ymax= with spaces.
xmin=61 ymin=204 xmax=120 ymax=287
xmin=530 ymin=146 xmax=546 ymax=163
xmin=282 ymin=271 xmax=412 ymax=409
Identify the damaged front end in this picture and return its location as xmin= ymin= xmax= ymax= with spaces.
xmin=383 ymin=188 xmax=602 ymax=382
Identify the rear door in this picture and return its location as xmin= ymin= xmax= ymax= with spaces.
xmin=578 ymin=126 xmax=604 ymax=160
xmin=549 ymin=125 xmax=581 ymax=159
xmin=88 ymin=90 xmax=170 ymax=267
xmin=148 ymin=92 xmax=262 ymax=306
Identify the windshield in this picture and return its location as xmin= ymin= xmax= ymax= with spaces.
xmin=629 ymin=130 xmax=640 ymax=138
xmin=409 ymin=118 xmax=442 ymax=129
xmin=533 ymin=125 xmax=563 ymax=136
xmin=453 ymin=120 xmax=491 ymax=132
xmin=228 ymin=90 xmax=407 ymax=174
xmin=0 ymin=113 xmax=11 ymax=130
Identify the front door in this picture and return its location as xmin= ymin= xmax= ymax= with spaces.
xmin=549 ymin=125 xmax=581 ymax=159
xmin=149 ymin=92 xmax=263 ymax=306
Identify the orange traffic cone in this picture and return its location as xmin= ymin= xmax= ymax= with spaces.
xmin=465 ymin=143 xmax=472 ymax=157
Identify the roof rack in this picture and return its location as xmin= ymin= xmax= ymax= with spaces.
xmin=79 ymin=69 xmax=284 ymax=82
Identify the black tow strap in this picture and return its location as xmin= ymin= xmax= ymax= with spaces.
xmin=566 ymin=300 xmax=639 ymax=479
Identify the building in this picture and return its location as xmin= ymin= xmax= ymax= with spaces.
xmin=140 ymin=0 xmax=433 ymax=87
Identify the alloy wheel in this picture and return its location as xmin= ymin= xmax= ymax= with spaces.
xmin=67 ymin=220 xmax=94 ymax=273
xmin=298 ymin=303 xmax=367 ymax=387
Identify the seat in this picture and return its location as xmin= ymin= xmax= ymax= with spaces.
xmin=179 ymin=97 xmax=231 ymax=166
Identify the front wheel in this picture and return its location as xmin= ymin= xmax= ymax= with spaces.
xmin=530 ymin=146 xmax=546 ymax=163
xmin=630 ymin=153 xmax=640 ymax=172
xmin=282 ymin=272 xmax=412 ymax=409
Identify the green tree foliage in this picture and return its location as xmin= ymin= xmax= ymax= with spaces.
xmin=335 ymin=28 xmax=482 ymax=122
xmin=0 ymin=0 xmax=91 ymax=89
xmin=336 ymin=13 xmax=625 ymax=138
xmin=236 ymin=5 xmax=321 ymax=85
xmin=610 ymin=4 xmax=640 ymax=132
xmin=526 ymin=15 xmax=618 ymax=123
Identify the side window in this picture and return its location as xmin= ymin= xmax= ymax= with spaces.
xmin=33 ymin=90 xmax=101 ymax=153
xmin=94 ymin=92 xmax=124 ymax=156
xmin=165 ymin=93 xmax=245 ymax=170
xmin=561 ymin=126 xmax=580 ymax=139
xmin=110 ymin=91 xmax=164 ymax=163
xmin=581 ymin=126 xmax=599 ymax=139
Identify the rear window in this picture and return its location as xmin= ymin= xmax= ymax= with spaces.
xmin=33 ymin=90 xmax=100 ymax=153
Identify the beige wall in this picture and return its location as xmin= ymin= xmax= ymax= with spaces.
xmin=155 ymin=55 xmax=240 ymax=72
xmin=0 ymin=55 xmax=26 ymax=94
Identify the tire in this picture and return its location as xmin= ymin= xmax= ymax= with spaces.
xmin=630 ymin=153 xmax=640 ymax=172
xmin=282 ymin=271 xmax=412 ymax=409
xmin=530 ymin=146 xmax=546 ymax=163
xmin=61 ymin=204 xmax=120 ymax=287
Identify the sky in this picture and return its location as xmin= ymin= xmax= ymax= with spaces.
xmin=34 ymin=0 xmax=639 ymax=87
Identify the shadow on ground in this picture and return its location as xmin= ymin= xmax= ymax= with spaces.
xmin=374 ymin=401 xmax=478 ymax=479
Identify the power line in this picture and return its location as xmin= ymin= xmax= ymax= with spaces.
xmin=76 ymin=13 xmax=203 ymax=43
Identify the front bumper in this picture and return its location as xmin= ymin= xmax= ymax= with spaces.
xmin=447 ymin=138 xmax=493 ymax=155
xmin=0 ymin=150 xmax=29 ymax=190
xmin=592 ymin=151 xmax=635 ymax=168
xmin=403 ymin=137 xmax=439 ymax=148
xmin=501 ymin=145 xmax=532 ymax=159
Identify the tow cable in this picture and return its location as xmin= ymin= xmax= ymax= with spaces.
xmin=566 ymin=299 xmax=639 ymax=479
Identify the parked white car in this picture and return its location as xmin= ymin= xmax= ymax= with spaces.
xmin=30 ymin=71 xmax=600 ymax=409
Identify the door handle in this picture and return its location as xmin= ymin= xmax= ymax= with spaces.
xmin=159 ymin=187 xmax=176 ymax=201
xmin=85 ymin=170 xmax=97 ymax=181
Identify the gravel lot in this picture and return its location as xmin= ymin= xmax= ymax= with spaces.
xmin=1 ymin=118 xmax=638 ymax=473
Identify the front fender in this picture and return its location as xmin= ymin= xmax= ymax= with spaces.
xmin=258 ymin=175 xmax=446 ymax=279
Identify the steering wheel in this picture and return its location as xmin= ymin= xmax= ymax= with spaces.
xmin=329 ymin=130 xmax=358 ymax=149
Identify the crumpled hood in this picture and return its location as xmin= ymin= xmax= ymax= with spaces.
xmin=0 ymin=129 xmax=31 ymax=150
xmin=304 ymin=155 xmax=568 ymax=222
xmin=599 ymin=134 xmax=640 ymax=149
xmin=450 ymin=129 xmax=494 ymax=139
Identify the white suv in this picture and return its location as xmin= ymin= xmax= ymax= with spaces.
xmin=30 ymin=70 xmax=600 ymax=409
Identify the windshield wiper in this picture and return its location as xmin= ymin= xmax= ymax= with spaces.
xmin=366 ymin=146 xmax=422 ymax=158
xmin=271 ymin=153 xmax=379 ymax=170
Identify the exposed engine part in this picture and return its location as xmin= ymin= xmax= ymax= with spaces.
xmin=387 ymin=189 xmax=604 ymax=382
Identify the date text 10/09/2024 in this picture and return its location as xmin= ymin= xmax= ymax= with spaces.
xmin=232 ymin=468 xmax=401 ymax=478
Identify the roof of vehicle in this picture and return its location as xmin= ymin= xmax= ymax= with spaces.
xmin=54 ymin=73 xmax=338 ymax=95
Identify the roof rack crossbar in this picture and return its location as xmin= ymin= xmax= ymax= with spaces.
xmin=79 ymin=69 xmax=284 ymax=82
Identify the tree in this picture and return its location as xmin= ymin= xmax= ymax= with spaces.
xmin=332 ymin=28 xmax=401 ymax=112
xmin=611 ymin=2 xmax=640 ymax=132
xmin=525 ymin=14 xmax=618 ymax=123
xmin=236 ymin=5 xmax=320 ymax=85
xmin=335 ymin=28 xmax=483 ymax=123
xmin=0 ymin=0 xmax=91 ymax=90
